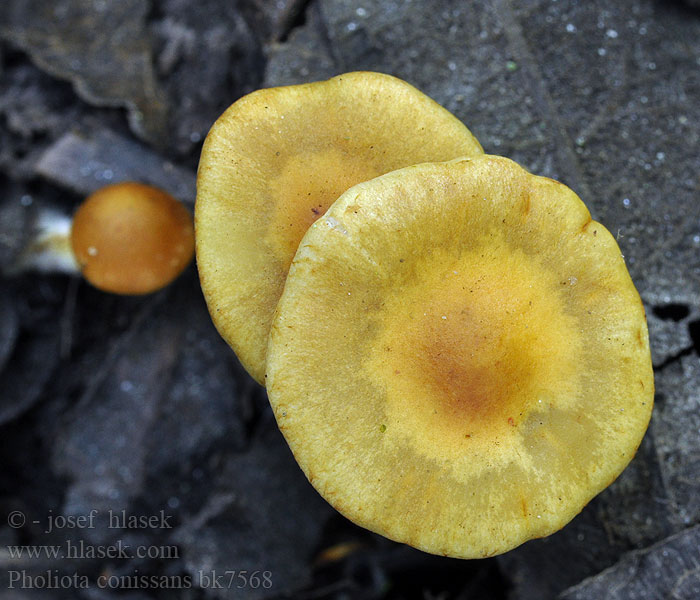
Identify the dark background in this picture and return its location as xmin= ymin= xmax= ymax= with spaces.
xmin=0 ymin=1 xmax=699 ymax=598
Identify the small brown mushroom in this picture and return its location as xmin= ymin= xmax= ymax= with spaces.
xmin=195 ymin=71 xmax=483 ymax=384
xmin=6 ymin=182 xmax=194 ymax=295
xmin=266 ymin=155 xmax=654 ymax=559
xmin=71 ymin=182 xmax=194 ymax=294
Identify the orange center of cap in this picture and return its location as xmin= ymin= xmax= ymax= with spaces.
xmin=369 ymin=238 xmax=582 ymax=467
xmin=415 ymin=299 xmax=536 ymax=426
xmin=267 ymin=148 xmax=380 ymax=263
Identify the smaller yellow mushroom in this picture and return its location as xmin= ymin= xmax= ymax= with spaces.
xmin=195 ymin=71 xmax=483 ymax=384
xmin=266 ymin=155 xmax=654 ymax=559
xmin=71 ymin=182 xmax=194 ymax=295
xmin=7 ymin=182 xmax=194 ymax=295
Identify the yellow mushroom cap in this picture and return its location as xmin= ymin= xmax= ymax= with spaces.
xmin=266 ymin=155 xmax=654 ymax=559
xmin=195 ymin=71 xmax=483 ymax=384
xmin=70 ymin=182 xmax=195 ymax=295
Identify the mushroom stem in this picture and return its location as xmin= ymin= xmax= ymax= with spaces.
xmin=7 ymin=207 xmax=79 ymax=276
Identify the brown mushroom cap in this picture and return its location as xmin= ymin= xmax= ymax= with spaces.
xmin=195 ymin=71 xmax=483 ymax=384
xmin=266 ymin=155 xmax=654 ymax=559
xmin=71 ymin=182 xmax=194 ymax=295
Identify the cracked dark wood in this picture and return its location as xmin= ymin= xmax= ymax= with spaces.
xmin=560 ymin=525 xmax=700 ymax=600
xmin=0 ymin=0 xmax=168 ymax=145
xmin=492 ymin=0 xmax=592 ymax=200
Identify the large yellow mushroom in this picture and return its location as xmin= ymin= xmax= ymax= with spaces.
xmin=266 ymin=155 xmax=654 ymax=559
xmin=195 ymin=71 xmax=483 ymax=384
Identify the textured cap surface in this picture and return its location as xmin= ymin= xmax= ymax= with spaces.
xmin=195 ymin=71 xmax=482 ymax=383
xmin=266 ymin=155 xmax=654 ymax=558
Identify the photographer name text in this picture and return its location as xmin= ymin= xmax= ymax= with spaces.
xmin=35 ymin=510 xmax=172 ymax=534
